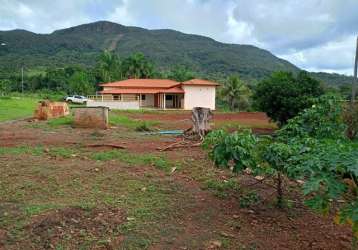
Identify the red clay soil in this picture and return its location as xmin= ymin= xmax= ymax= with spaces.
xmin=127 ymin=111 xmax=270 ymax=122
xmin=126 ymin=111 xmax=276 ymax=132
xmin=13 ymin=207 xmax=125 ymax=250
xmin=0 ymin=115 xmax=353 ymax=250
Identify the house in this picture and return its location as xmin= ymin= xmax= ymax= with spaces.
xmin=87 ymin=78 xmax=219 ymax=110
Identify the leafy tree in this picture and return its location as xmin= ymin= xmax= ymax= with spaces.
xmin=277 ymin=94 xmax=346 ymax=140
xmin=253 ymin=71 xmax=324 ymax=126
xmin=0 ymin=79 xmax=12 ymax=95
xmin=203 ymin=129 xmax=258 ymax=172
xmin=121 ymin=53 xmax=154 ymax=79
xmin=95 ymin=50 xmax=122 ymax=83
xmin=168 ymin=65 xmax=195 ymax=82
xmin=221 ymin=75 xmax=251 ymax=111
xmin=68 ymin=71 xmax=95 ymax=95
xmin=203 ymin=129 xmax=289 ymax=207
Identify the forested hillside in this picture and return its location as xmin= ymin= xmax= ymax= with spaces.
xmin=0 ymin=21 xmax=352 ymax=86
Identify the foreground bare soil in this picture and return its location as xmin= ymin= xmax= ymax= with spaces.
xmin=0 ymin=111 xmax=352 ymax=249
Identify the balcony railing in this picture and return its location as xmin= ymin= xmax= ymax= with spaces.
xmin=87 ymin=95 xmax=139 ymax=102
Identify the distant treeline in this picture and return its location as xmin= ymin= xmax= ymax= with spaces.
xmin=0 ymin=51 xmax=354 ymax=111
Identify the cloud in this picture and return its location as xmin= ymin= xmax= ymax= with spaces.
xmin=0 ymin=0 xmax=357 ymax=75
xmin=280 ymin=35 xmax=357 ymax=75
xmin=231 ymin=0 xmax=358 ymax=53
xmin=0 ymin=0 xmax=118 ymax=33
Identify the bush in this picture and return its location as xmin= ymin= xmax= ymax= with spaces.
xmin=204 ymin=94 xmax=358 ymax=243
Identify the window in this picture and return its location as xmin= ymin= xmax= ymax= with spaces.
xmin=113 ymin=95 xmax=119 ymax=100
xmin=165 ymin=95 xmax=173 ymax=101
xmin=141 ymin=95 xmax=146 ymax=100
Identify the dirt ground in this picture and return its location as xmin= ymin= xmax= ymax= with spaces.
xmin=0 ymin=111 xmax=353 ymax=249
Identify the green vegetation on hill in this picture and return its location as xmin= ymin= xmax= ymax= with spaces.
xmin=0 ymin=21 xmax=353 ymax=86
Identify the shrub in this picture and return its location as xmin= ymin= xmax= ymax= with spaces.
xmin=204 ymin=94 xmax=358 ymax=243
xmin=135 ymin=122 xmax=152 ymax=132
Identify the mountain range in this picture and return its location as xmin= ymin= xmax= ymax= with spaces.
xmin=0 ymin=21 xmax=353 ymax=86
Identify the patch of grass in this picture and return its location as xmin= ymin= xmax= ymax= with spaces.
xmin=0 ymin=96 xmax=39 ymax=122
xmin=204 ymin=178 xmax=240 ymax=198
xmin=0 ymin=145 xmax=44 ymax=156
xmin=24 ymin=204 xmax=60 ymax=216
xmin=47 ymin=116 xmax=73 ymax=127
xmin=48 ymin=147 xmax=78 ymax=158
xmin=91 ymin=150 xmax=174 ymax=172
xmin=0 ymin=145 xmax=79 ymax=159
xmin=109 ymin=113 xmax=159 ymax=130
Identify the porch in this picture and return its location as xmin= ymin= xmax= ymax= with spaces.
xmin=87 ymin=93 xmax=184 ymax=110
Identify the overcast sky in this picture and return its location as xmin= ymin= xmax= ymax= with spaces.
xmin=1 ymin=0 xmax=357 ymax=75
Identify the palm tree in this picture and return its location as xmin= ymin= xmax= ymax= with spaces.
xmin=221 ymin=75 xmax=251 ymax=111
xmin=122 ymin=53 xmax=154 ymax=79
xmin=97 ymin=50 xmax=122 ymax=83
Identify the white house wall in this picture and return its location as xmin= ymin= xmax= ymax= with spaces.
xmin=182 ymin=85 xmax=216 ymax=110
xmin=87 ymin=100 xmax=140 ymax=110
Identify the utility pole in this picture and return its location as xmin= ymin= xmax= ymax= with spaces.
xmin=352 ymin=36 xmax=358 ymax=104
xmin=21 ymin=66 xmax=24 ymax=93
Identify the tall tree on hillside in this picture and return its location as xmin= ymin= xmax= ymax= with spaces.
xmin=168 ymin=65 xmax=195 ymax=82
xmin=122 ymin=53 xmax=154 ymax=79
xmin=221 ymin=75 xmax=251 ymax=111
xmin=253 ymin=71 xmax=324 ymax=126
xmin=96 ymin=50 xmax=122 ymax=83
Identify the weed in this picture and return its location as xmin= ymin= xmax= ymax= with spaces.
xmin=204 ymin=179 xmax=240 ymax=198
xmin=239 ymin=191 xmax=260 ymax=208
xmin=135 ymin=122 xmax=152 ymax=132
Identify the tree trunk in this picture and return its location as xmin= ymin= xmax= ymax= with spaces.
xmin=276 ymin=172 xmax=284 ymax=208
xmin=186 ymin=107 xmax=213 ymax=140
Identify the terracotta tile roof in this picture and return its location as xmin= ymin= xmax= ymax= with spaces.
xmin=100 ymin=79 xmax=180 ymax=88
xmin=159 ymin=87 xmax=185 ymax=94
xmin=182 ymin=79 xmax=220 ymax=86
xmin=99 ymin=89 xmax=160 ymax=94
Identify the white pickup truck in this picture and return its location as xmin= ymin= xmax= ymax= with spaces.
xmin=65 ymin=95 xmax=88 ymax=104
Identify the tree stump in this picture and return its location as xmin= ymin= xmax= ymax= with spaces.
xmin=185 ymin=107 xmax=213 ymax=140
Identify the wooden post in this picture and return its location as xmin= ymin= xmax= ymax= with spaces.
xmin=164 ymin=94 xmax=166 ymax=110
xmin=352 ymin=36 xmax=358 ymax=105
